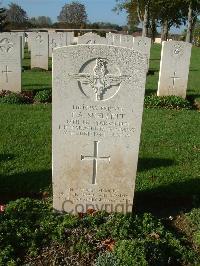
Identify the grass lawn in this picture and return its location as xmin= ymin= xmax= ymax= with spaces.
xmin=0 ymin=45 xmax=200 ymax=211
xmin=0 ymin=45 xmax=200 ymax=265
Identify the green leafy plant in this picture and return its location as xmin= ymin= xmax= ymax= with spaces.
xmin=0 ymin=199 xmax=200 ymax=265
xmin=0 ymin=92 xmax=24 ymax=104
xmin=95 ymin=252 xmax=119 ymax=266
xmin=114 ymin=240 xmax=147 ymax=266
xmin=187 ymin=208 xmax=200 ymax=248
xmin=144 ymin=95 xmax=192 ymax=109
xmin=34 ymin=89 xmax=51 ymax=103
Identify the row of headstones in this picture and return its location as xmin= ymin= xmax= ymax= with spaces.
xmin=0 ymin=31 xmax=192 ymax=99
xmin=0 ymin=32 xmax=193 ymax=213
xmin=28 ymin=32 xmax=151 ymax=71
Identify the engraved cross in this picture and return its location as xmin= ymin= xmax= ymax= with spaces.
xmin=2 ymin=66 xmax=12 ymax=83
xmin=81 ymin=141 xmax=110 ymax=185
xmin=36 ymin=52 xmax=43 ymax=58
xmin=170 ymin=71 xmax=180 ymax=89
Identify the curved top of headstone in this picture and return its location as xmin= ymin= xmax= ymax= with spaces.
xmin=78 ymin=32 xmax=107 ymax=45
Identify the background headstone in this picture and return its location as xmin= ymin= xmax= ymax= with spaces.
xmin=0 ymin=33 xmax=22 ymax=92
xmin=78 ymin=32 xmax=107 ymax=44
xmin=16 ymin=32 xmax=25 ymax=59
xmin=106 ymin=32 xmax=114 ymax=45
xmin=66 ymin=31 xmax=75 ymax=45
xmin=49 ymin=32 xmax=67 ymax=57
xmin=52 ymin=44 xmax=147 ymax=214
xmin=112 ymin=33 xmax=121 ymax=46
xmin=133 ymin=37 xmax=151 ymax=67
xmin=30 ymin=32 xmax=49 ymax=70
xmin=157 ymin=41 xmax=192 ymax=98
xmin=120 ymin=34 xmax=134 ymax=48
xmin=27 ymin=32 xmax=31 ymax=51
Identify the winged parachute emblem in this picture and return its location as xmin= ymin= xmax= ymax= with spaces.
xmin=69 ymin=58 xmax=129 ymax=101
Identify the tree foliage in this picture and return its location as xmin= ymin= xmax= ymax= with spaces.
xmin=29 ymin=16 xmax=52 ymax=27
xmin=114 ymin=0 xmax=200 ymax=41
xmin=6 ymin=2 xmax=28 ymax=26
xmin=0 ymin=2 xmax=7 ymax=31
xmin=184 ymin=0 xmax=200 ymax=42
xmin=192 ymin=18 xmax=200 ymax=45
xmin=57 ymin=1 xmax=87 ymax=26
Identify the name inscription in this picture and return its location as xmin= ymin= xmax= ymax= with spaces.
xmin=59 ymin=104 xmax=135 ymax=138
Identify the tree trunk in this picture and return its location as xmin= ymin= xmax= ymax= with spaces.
xmin=186 ymin=1 xmax=193 ymax=43
xmin=151 ymin=19 xmax=157 ymax=43
xmin=161 ymin=20 xmax=168 ymax=42
xmin=142 ymin=4 xmax=148 ymax=37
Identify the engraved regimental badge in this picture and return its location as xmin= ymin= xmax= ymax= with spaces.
xmin=172 ymin=44 xmax=184 ymax=58
xmin=0 ymin=38 xmax=14 ymax=53
xmin=69 ymin=58 xmax=129 ymax=102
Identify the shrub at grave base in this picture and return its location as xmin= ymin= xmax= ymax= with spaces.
xmin=0 ymin=90 xmax=52 ymax=104
xmin=0 ymin=198 xmax=199 ymax=265
xmin=0 ymin=90 xmax=34 ymax=104
xmin=30 ymin=67 xmax=49 ymax=72
xmin=114 ymin=240 xmax=147 ymax=266
xmin=0 ymin=92 xmax=24 ymax=104
xmin=20 ymin=91 xmax=35 ymax=104
xmin=187 ymin=208 xmax=200 ymax=248
xmin=0 ymin=245 xmax=16 ymax=266
xmin=95 ymin=252 xmax=119 ymax=266
xmin=144 ymin=95 xmax=192 ymax=109
xmin=194 ymin=97 xmax=200 ymax=110
xmin=34 ymin=89 xmax=52 ymax=103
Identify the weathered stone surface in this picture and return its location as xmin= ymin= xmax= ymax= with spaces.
xmin=52 ymin=45 xmax=147 ymax=214
xmin=30 ymin=32 xmax=49 ymax=70
xmin=133 ymin=37 xmax=151 ymax=58
xmin=27 ymin=32 xmax=31 ymax=51
xmin=16 ymin=32 xmax=25 ymax=59
xmin=120 ymin=34 xmax=134 ymax=48
xmin=106 ymin=34 xmax=150 ymax=55
xmin=157 ymin=41 xmax=192 ymax=98
xmin=49 ymin=32 xmax=67 ymax=57
xmin=106 ymin=32 xmax=114 ymax=45
xmin=0 ymin=33 xmax=21 ymax=92
xmin=112 ymin=33 xmax=121 ymax=46
xmin=78 ymin=32 xmax=107 ymax=44
xmin=66 ymin=31 xmax=74 ymax=45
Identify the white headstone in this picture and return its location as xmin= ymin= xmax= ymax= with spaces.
xmin=155 ymin=38 xmax=161 ymax=44
xmin=52 ymin=44 xmax=147 ymax=214
xmin=121 ymin=34 xmax=134 ymax=48
xmin=16 ymin=32 xmax=25 ymax=59
xmin=66 ymin=31 xmax=74 ymax=45
xmin=27 ymin=32 xmax=31 ymax=51
xmin=30 ymin=32 xmax=49 ymax=70
xmin=106 ymin=32 xmax=114 ymax=45
xmin=49 ymin=32 xmax=67 ymax=57
xmin=133 ymin=37 xmax=151 ymax=63
xmin=78 ymin=32 xmax=107 ymax=44
xmin=157 ymin=41 xmax=192 ymax=98
xmin=0 ymin=33 xmax=22 ymax=92
xmin=112 ymin=33 xmax=121 ymax=46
